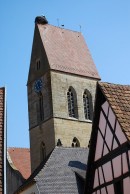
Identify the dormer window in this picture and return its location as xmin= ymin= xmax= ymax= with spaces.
xmin=36 ymin=59 xmax=41 ymax=70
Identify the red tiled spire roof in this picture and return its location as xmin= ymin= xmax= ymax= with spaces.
xmin=38 ymin=24 xmax=100 ymax=79
xmin=8 ymin=147 xmax=31 ymax=179
xmin=99 ymin=82 xmax=130 ymax=140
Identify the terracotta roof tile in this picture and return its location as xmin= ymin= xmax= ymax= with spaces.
xmin=0 ymin=87 xmax=5 ymax=193
xmin=99 ymin=82 xmax=130 ymax=140
xmin=38 ymin=24 xmax=100 ymax=79
xmin=7 ymin=147 xmax=31 ymax=179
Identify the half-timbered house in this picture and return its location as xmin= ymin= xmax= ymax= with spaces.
xmin=84 ymin=82 xmax=130 ymax=194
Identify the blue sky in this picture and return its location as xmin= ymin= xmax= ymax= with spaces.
xmin=0 ymin=1 xmax=130 ymax=148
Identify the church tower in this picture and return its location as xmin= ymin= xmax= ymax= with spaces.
xmin=27 ymin=16 xmax=100 ymax=172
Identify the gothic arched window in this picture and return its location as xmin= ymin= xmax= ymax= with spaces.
xmin=71 ymin=137 xmax=80 ymax=147
xmin=67 ymin=87 xmax=78 ymax=118
xmin=83 ymin=90 xmax=93 ymax=120
xmin=57 ymin=139 xmax=62 ymax=146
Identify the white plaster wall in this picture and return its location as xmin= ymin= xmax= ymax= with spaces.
xmin=102 ymin=161 xmax=113 ymax=182
xmin=124 ymin=177 xmax=130 ymax=194
xmin=95 ymin=131 xmax=103 ymax=161
xmin=101 ymin=187 xmax=107 ymax=194
xmin=95 ymin=100 xmax=127 ymax=162
xmin=102 ymin=101 xmax=109 ymax=115
xmin=108 ymin=107 xmax=115 ymax=129
xmin=107 ymin=184 xmax=114 ymax=194
xmin=115 ymin=121 xmax=127 ymax=144
xmin=93 ymin=169 xmax=99 ymax=188
xmin=122 ymin=152 xmax=129 ymax=174
xmin=99 ymin=111 xmax=106 ymax=136
xmin=112 ymin=155 xmax=122 ymax=178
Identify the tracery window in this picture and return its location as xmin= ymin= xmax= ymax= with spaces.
xmin=83 ymin=90 xmax=92 ymax=120
xmin=67 ymin=88 xmax=76 ymax=118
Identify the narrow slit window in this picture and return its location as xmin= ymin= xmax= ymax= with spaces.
xmin=36 ymin=59 xmax=41 ymax=70
xmin=40 ymin=142 xmax=46 ymax=161
xmin=38 ymin=91 xmax=44 ymax=121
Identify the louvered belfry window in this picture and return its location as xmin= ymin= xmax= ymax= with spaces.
xmin=67 ymin=88 xmax=75 ymax=118
xmin=83 ymin=90 xmax=91 ymax=120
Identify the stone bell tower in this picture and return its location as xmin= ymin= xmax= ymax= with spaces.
xmin=27 ymin=16 xmax=100 ymax=172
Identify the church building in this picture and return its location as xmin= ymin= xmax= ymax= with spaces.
xmin=27 ymin=16 xmax=100 ymax=172
xmin=6 ymin=16 xmax=130 ymax=194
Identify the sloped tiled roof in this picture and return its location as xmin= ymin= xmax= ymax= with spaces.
xmin=99 ymin=82 xmax=130 ymax=140
xmin=34 ymin=147 xmax=88 ymax=194
xmin=0 ymin=88 xmax=5 ymax=193
xmin=38 ymin=23 xmax=100 ymax=79
xmin=16 ymin=147 xmax=88 ymax=194
xmin=7 ymin=148 xmax=31 ymax=179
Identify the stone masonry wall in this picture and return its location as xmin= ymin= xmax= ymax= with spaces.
xmin=51 ymin=71 xmax=97 ymax=147
xmin=30 ymin=118 xmax=55 ymax=172
xmin=28 ymin=71 xmax=52 ymax=129
xmin=29 ymin=70 xmax=97 ymax=172
xmin=54 ymin=118 xmax=92 ymax=147
xmin=51 ymin=71 xmax=97 ymax=120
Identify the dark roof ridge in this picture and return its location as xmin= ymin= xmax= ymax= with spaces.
xmin=37 ymin=23 xmax=82 ymax=34
xmin=0 ymin=86 xmax=5 ymax=89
